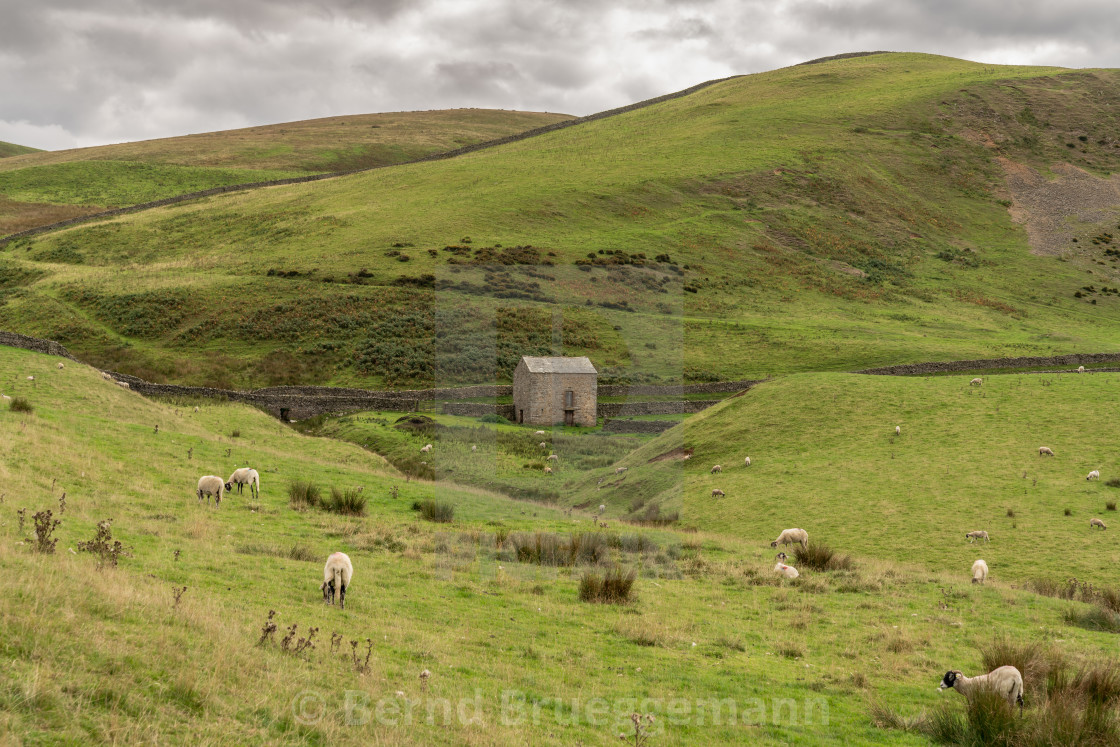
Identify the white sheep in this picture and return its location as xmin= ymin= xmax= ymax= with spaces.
xmin=115 ymin=381 xmax=130 ymax=390
xmin=196 ymin=476 xmax=224 ymax=506
xmin=1078 ymin=365 xmax=1085 ymax=373
xmin=471 ymin=444 xmax=477 ymax=452
xmin=534 ymin=430 xmax=546 ymax=435
xmin=1086 ymin=469 xmax=1100 ymax=481
xmin=547 ymin=454 xmax=559 ymax=462
xmin=971 ymin=559 xmax=989 ymax=584
xmin=744 ymin=456 xmax=751 ymax=466
xmin=1039 ymin=446 xmax=1054 ymax=457
xmin=774 ymin=562 xmax=799 ymax=579
xmin=321 ymin=552 xmax=353 ymax=609
xmin=543 ymin=467 xmax=553 ymax=474
xmin=225 ymin=467 xmax=260 ymax=499
xmin=26 ymin=376 xmax=34 ymax=381
xmin=711 ymin=464 xmax=722 ymax=474
xmin=770 ymin=528 xmax=809 ymax=549
xmin=939 ymin=666 xmax=1024 ymax=715
xmin=965 ymin=530 xmax=990 ymax=543
xmin=615 ymin=466 xmax=627 ymax=474
xmin=895 ymin=425 xmax=901 ymax=436
xmin=420 ymin=443 xmax=433 ymax=453
xmin=100 ymin=372 xmax=112 ymax=381
xmin=539 ymin=442 xmax=547 ymax=449
xmin=1090 ymin=518 xmax=1107 ymax=530
xmin=57 ymin=362 xmax=64 ymax=370
xmin=711 ymin=488 xmax=725 ymax=498
xmin=970 ymin=378 xmax=983 ymax=386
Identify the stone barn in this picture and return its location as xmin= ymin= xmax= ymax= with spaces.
xmin=512 ymin=356 xmax=598 ymax=427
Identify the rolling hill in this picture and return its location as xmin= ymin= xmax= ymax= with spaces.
xmin=4 ymin=53 xmax=1120 ymax=389
xmin=0 ymin=140 xmax=41 ymax=159
xmin=0 ymin=109 xmax=573 ymax=236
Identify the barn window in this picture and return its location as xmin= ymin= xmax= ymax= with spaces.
xmin=564 ymin=390 xmax=574 ymax=408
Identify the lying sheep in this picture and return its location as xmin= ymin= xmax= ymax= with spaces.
xmin=196 ymin=476 xmax=224 ymax=506
xmin=966 ymin=530 xmax=990 ymax=543
xmin=420 ymin=443 xmax=432 ymax=453
xmin=939 ymin=666 xmax=1024 ymax=715
xmin=774 ymin=562 xmax=799 ymax=579
xmin=711 ymin=464 xmax=722 ymax=474
xmin=225 ymin=467 xmax=260 ymax=499
xmin=1087 ymin=470 xmax=1100 ymax=481
xmin=1039 ymin=446 xmax=1054 ymax=457
xmin=711 ymin=488 xmax=725 ymax=498
xmin=615 ymin=466 xmax=627 ymax=474
xmin=970 ymin=378 xmax=983 ymax=386
xmin=744 ymin=456 xmax=751 ymax=467
xmin=535 ymin=430 xmax=546 ymax=436
xmin=971 ymin=559 xmax=989 ymax=584
xmin=26 ymin=376 xmax=34 ymax=381
xmin=321 ymin=552 xmax=353 ymax=609
xmin=1090 ymin=518 xmax=1107 ymax=530
xmin=771 ymin=528 xmax=809 ymax=549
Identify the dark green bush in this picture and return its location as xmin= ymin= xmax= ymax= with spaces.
xmin=8 ymin=397 xmax=33 ymax=413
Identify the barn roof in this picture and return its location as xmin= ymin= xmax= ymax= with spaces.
xmin=519 ymin=356 xmax=597 ymax=374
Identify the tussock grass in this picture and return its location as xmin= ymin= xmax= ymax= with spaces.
xmin=287 ymin=480 xmax=321 ymax=510
xmin=325 ymin=487 xmax=366 ymax=516
xmin=578 ymin=566 xmax=636 ymax=604
xmin=794 ymin=542 xmax=853 ymax=572
xmin=8 ymin=396 xmax=33 ymax=413
xmin=415 ymin=499 xmax=454 ymax=523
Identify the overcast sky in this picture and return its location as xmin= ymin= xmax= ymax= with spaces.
xmin=2 ymin=0 xmax=1118 ymax=151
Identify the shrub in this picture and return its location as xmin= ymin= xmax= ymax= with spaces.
xmin=325 ymin=487 xmax=366 ymax=516
xmin=1107 ymin=502 xmax=1117 ymax=511
xmin=478 ymin=414 xmax=510 ymax=424
xmin=288 ymin=480 xmax=321 ymax=510
xmin=33 ymin=509 xmax=60 ymax=554
xmin=578 ymin=566 xmax=636 ymax=604
xmin=229 ymin=429 xmax=241 ymax=438
xmin=417 ymin=499 xmax=454 ymax=523
xmin=8 ymin=397 xmax=33 ymax=413
xmin=794 ymin=542 xmax=853 ymax=571
xmin=1065 ymin=508 xmax=1073 ymax=516
xmin=76 ymin=519 xmax=128 ymax=568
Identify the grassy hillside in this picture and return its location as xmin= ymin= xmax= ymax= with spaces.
xmin=569 ymin=370 xmax=1120 ymax=584
xmin=0 ymin=109 xmax=572 ymax=235
xmin=4 ymin=345 xmax=1119 ymax=744
xmin=4 ymin=54 xmax=1120 ymax=389
xmin=0 ymin=141 xmax=41 ymax=159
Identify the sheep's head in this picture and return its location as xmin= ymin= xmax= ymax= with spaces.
xmin=770 ymin=541 xmax=779 ymax=548
xmin=939 ymin=671 xmax=961 ymax=691
xmin=775 ymin=552 xmax=787 ymax=561
xmin=224 ymin=482 xmax=233 ymax=492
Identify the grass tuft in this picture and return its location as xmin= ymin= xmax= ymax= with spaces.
xmin=578 ymin=566 xmax=636 ymax=604
xmin=325 ymin=487 xmax=367 ymax=516
xmin=288 ymin=480 xmax=322 ymax=510
xmin=794 ymin=542 xmax=853 ymax=571
xmin=416 ymin=499 xmax=454 ymax=523
xmin=8 ymin=397 xmax=33 ymax=413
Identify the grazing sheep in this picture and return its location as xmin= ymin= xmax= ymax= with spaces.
xmin=115 ymin=381 xmax=130 ymax=390
xmin=970 ymin=378 xmax=983 ymax=386
xmin=965 ymin=530 xmax=990 ymax=543
xmin=420 ymin=443 xmax=432 ymax=453
xmin=539 ymin=442 xmax=547 ymax=449
xmin=547 ymin=454 xmax=559 ymax=462
xmin=895 ymin=425 xmax=901 ymax=436
xmin=744 ymin=456 xmax=751 ymax=467
xmin=225 ymin=468 xmax=260 ymax=499
xmin=471 ymin=445 xmax=477 ymax=452
xmin=57 ymin=362 xmax=64 ymax=370
xmin=939 ymin=666 xmax=1024 ymax=715
xmin=971 ymin=559 xmax=989 ymax=584
xmin=711 ymin=465 xmax=722 ymax=474
xmin=1078 ymin=366 xmax=1085 ymax=373
xmin=1090 ymin=518 xmax=1107 ymax=530
xmin=1 ymin=394 xmax=10 ymax=402
xmin=321 ymin=552 xmax=353 ymax=609
xmin=615 ymin=466 xmax=627 ymax=474
xmin=770 ymin=528 xmax=809 ymax=549
xmin=774 ymin=563 xmax=799 ymax=579
xmin=100 ymin=372 xmax=112 ymax=381
xmin=711 ymin=488 xmax=725 ymax=498
xmin=196 ymin=476 xmax=224 ymax=506
xmin=1039 ymin=446 xmax=1054 ymax=457
xmin=193 ymin=406 xmax=199 ymax=413
xmin=543 ymin=467 xmax=553 ymax=474
xmin=1087 ymin=469 xmax=1100 ymax=481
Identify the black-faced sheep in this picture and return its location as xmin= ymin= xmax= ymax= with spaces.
xmin=196 ymin=476 xmax=224 ymax=506
xmin=711 ymin=488 xmax=725 ymax=498
xmin=971 ymin=559 xmax=989 ymax=584
xmin=1087 ymin=469 xmax=1100 ymax=481
xmin=1039 ymin=446 xmax=1054 ymax=457
xmin=1090 ymin=518 xmax=1107 ymax=530
xmin=226 ymin=468 xmax=260 ymax=499
xmin=939 ymin=666 xmax=1024 ymax=715
xmin=965 ymin=530 xmax=989 ymax=543
xmin=771 ymin=528 xmax=809 ymax=549
xmin=744 ymin=456 xmax=751 ymax=466
xmin=321 ymin=552 xmax=353 ymax=609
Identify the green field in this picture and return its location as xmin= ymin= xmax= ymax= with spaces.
xmin=0 ymin=109 xmax=572 ymax=235
xmin=4 ymin=345 xmax=1120 ymax=744
xmin=4 ymin=53 xmax=1120 ymax=389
